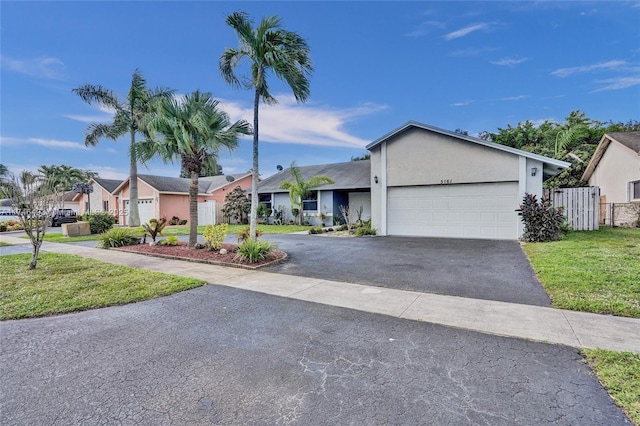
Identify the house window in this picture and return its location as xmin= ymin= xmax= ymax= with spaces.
xmin=632 ymin=180 xmax=640 ymax=200
xmin=302 ymin=191 xmax=318 ymax=211
xmin=103 ymin=200 xmax=109 ymax=211
xmin=258 ymin=194 xmax=271 ymax=210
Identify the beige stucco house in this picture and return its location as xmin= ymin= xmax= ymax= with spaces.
xmin=581 ymin=131 xmax=640 ymax=226
xmin=367 ymin=121 xmax=570 ymax=240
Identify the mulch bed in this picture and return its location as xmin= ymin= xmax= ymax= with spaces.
xmin=116 ymin=242 xmax=287 ymax=270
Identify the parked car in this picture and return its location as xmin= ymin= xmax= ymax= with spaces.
xmin=51 ymin=209 xmax=78 ymax=227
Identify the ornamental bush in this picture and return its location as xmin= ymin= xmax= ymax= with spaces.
xmin=98 ymin=228 xmax=141 ymax=248
xmin=80 ymin=211 xmax=116 ymax=234
xmin=234 ymin=239 xmax=275 ymax=263
xmin=518 ymin=193 xmax=565 ymax=242
xmin=203 ymin=223 xmax=228 ymax=251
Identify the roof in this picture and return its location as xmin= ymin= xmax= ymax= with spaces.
xmin=366 ymin=121 xmax=571 ymax=176
xmin=258 ymin=160 xmax=371 ymax=193
xmin=113 ymin=173 xmax=251 ymax=195
xmin=93 ymin=178 xmax=122 ymax=193
xmin=62 ymin=191 xmax=77 ymax=202
xmin=582 ymin=131 xmax=640 ymax=181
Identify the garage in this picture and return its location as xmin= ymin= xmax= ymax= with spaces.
xmin=387 ymin=182 xmax=519 ymax=240
xmin=124 ymin=199 xmax=156 ymax=225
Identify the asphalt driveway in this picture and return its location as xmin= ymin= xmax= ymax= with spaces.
xmin=265 ymin=234 xmax=551 ymax=306
xmin=1 ymin=285 xmax=628 ymax=425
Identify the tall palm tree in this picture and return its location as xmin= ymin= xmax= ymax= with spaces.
xmin=278 ymin=162 xmax=334 ymax=225
xmin=220 ymin=11 xmax=313 ymax=239
xmin=140 ymin=90 xmax=251 ymax=247
xmin=73 ymin=69 xmax=174 ymax=226
xmin=38 ymin=164 xmax=86 ymax=191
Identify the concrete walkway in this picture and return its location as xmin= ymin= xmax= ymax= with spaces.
xmin=3 ymin=235 xmax=639 ymax=353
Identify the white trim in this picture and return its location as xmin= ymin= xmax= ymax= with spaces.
xmin=517 ymin=156 xmax=527 ymax=238
xmin=381 ymin=140 xmax=388 ymax=235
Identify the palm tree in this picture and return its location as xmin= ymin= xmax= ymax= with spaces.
xmin=38 ymin=165 xmax=87 ymax=191
xmin=140 ymin=90 xmax=251 ymax=247
xmin=73 ymin=69 xmax=174 ymax=226
xmin=278 ymin=162 xmax=334 ymax=225
xmin=220 ymin=11 xmax=313 ymax=239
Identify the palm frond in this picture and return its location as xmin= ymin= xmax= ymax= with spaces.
xmin=72 ymin=84 xmax=122 ymax=110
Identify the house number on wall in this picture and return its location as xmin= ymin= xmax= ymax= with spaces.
xmin=440 ymin=179 xmax=453 ymax=184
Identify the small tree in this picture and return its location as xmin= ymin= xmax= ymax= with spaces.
xmin=222 ymin=186 xmax=250 ymax=224
xmin=1 ymin=171 xmax=62 ymax=269
xmin=278 ymin=162 xmax=334 ymax=225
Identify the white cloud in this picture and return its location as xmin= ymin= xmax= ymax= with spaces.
xmin=64 ymin=105 xmax=116 ymax=124
xmin=0 ymin=136 xmax=88 ymax=150
xmin=550 ymin=60 xmax=628 ymax=77
xmin=404 ymin=20 xmax=446 ymax=37
xmin=444 ymin=23 xmax=489 ymax=40
xmin=500 ymin=95 xmax=529 ymax=101
xmin=591 ymin=75 xmax=640 ymax=91
xmin=0 ymin=55 xmax=66 ymax=80
xmin=82 ymin=165 xmax=128 ymax=180
xmin=451 ymin=99 xmax=474 ymax=107
xmin=451 ymin=95 xmax=527 ymax=106
xmin=218 ymin=95 xmax=387 ymax=149
xmin=491 ymin=57 xmax=528 ymax=66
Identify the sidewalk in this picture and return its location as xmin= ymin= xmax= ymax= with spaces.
xmin=3 ymin=234 xmax=639 ymax=353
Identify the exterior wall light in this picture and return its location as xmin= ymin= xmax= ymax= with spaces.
xmin=531 ymin=167 xmax=538 ymax=176
xmin=374 ymin=175 xmax=379 ymax=183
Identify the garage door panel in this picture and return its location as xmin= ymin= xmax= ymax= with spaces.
xmin=388 ymin=183 xmax=518 ymax=240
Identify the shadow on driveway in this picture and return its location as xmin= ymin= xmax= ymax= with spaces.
xmin=265 ymin=234 xmax=551 ymax=306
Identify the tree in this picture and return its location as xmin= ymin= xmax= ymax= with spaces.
xmin=220 ymin=11 xmax=313 ymax=240
xmin=140 ymin=90 xmax=250 ymax=247
xmin=351 ymin=153 xmax=371 ymax=161
xmin=38 ymin=165 xmax=93 ymax=192
xmin=73 ymin=69 xmax=174 ymax=227
xmin=179 ymin=161 xmax=222 ymax=178
xmin=0 ymin=171 xmax=62 ymax=269
xmin=222 ymin=186 xmax=250 ymax=224
xmin=278 ymin=162 xmax=334 ymax=225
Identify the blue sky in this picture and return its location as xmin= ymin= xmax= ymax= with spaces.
xmin=1 ymin=1 xmax=639 ymax=180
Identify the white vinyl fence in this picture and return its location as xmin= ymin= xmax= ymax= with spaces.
xmin=544 ymin=187 xmax=600 ymax=231
xmin=197 ymin=201 xmax=217 ymax=226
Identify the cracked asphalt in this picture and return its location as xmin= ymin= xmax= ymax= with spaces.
xmin=1 ymin=285 xmax=629 ymax=425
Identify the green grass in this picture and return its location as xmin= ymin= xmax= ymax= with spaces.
xmin=523 ymin=227 xmax=640 ymax=318
xmin=0 ymin=253 xmax=205 ymax=320
xmin=0 ymin=242 xmax=10 ymax=247
xmin=38 ymin=233 xmax=102 ymax=243
xmin=583 ymin=349 xmax=640 ymax=424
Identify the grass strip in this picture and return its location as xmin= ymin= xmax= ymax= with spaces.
xmin=0 ymin=252 xmax=205 ymax=320
xmin=583 ymin=349 xmax=640 ymax=424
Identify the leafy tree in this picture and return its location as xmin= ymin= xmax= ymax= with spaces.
xmin=278 ymin=161 xmax=334 ymax=225
xmin=38 ymin=164 xmax=93 ymax=192
xmin=222 ymin=186 xmax=250 ymax=224
xmin=73 ymin=69 xmax=174 ymax=227
xmin=139 ymin=90 xmax=250 ymax=248
xmin=350 ymin=153 xmax=371 ymax=161
xmin=220 ymin=11 xmax=313 ymax=240
xmin=0 ymin=171 xmax=61 ymax=269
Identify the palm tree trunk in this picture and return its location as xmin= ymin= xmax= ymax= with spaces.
xmin=189 ymin=170 xmax=199 ymax=248
xmin=128 ymin=128 xmax=141 ymax=227
xmin=249 ymin=88 xmax=260 ymax=240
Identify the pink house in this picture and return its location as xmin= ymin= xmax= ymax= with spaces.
xmin=111 ymin=173 xmax=252 ymax=225
xmin=74 ymin=178 xmax=122 ymax=220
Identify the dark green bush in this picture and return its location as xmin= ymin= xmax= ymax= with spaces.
xmin=179 ymin=219 xmax=188 ymax=225
xmin=0 ymin=223 xmax=7 ymax=232
xmin=168 ymin=216 xmax=180 ymax=225
xmin=355 ymin=226 xmax=377 ymax=236
xmin=98 ymin=228 xmax=141 ymax=248
xmin=308 ymin=227 xmax=324 ymax=234
xmin=518 ymin=193 xmax=565 ymax=242
xmin=80 ymin=211 xmax=116 ymax=234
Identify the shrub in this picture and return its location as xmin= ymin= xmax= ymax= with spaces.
xmin=308 ymin=227 xmax=324 ymax=234
xmin=355 ymin=227 xmax=377 ymax=236
xmin=142 ymin=217 xmax=167 ymax=243
xmin=234 ymin=239 xmax=275 ymax=263
xmin=237 ymin=226 xmax=263 ymax=243
xmin=222 ymin=186 xmax=250 ymax=224
xmin=160 ymin=235 xmax=180 ymax=246
xmin=203 ymin=223 xmax=228 ymax=251
xmin=518 ymin=193 xmax=565 ymax=242
xmin=168 ymin=216 xmax=180 ymax=226
xmin=80 ymin=211 xmax=116 ymax=234
xmin=179 ymin=219 xmax=188 ymax=225
xmin=0 ymin=222 xmax=7 ymax=232
xmin=98 ymin=228 xmax=141 ymax=248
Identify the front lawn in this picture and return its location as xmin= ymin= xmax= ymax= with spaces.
xmin=583 ymin=349 xmax=640 ymax=424
xmin=0 ymin=242 xmax=10 ymax=247
xmin=523 ymin=227 xmax=640 ymax=318
xmin=0 ymin=253 xmax=205 ymax=320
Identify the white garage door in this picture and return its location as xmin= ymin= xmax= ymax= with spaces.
xmin=387 ymin=182 xmax=519 ymax=240
xmin=124 ymin=199 xmax=156 ymax=225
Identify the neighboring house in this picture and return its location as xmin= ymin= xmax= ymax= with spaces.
xmin=113 ymin=173 xmax=252 ymax=225
xmin=60 ymin=191 xmax=80 ymax=213
xmin=74 ymin=177 xmax=122 ymax=218
xmin=367 ymin=121 xmax=570 ymax=240
xmin=581 ymin=131 xmax=640 ymax=226
xmin=257 ymin=161 xmax=371 ymax=226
